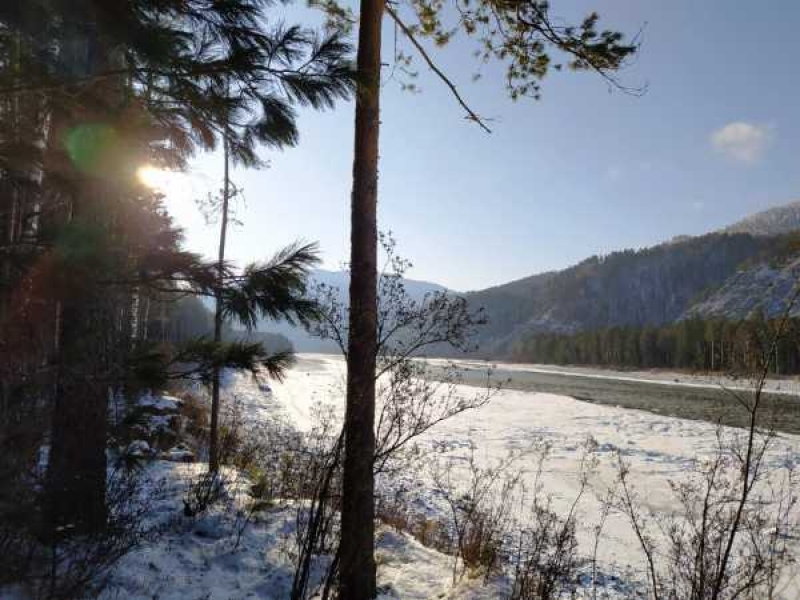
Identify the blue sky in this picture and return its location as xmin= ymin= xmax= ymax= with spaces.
xmin=163 ymin=0 xmax=800 ymax=292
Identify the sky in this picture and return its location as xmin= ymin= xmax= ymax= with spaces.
xmin=158 ymin=0 xmax=800 ymax=292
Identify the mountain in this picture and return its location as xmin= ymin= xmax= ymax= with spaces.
xmin=254 ymin=269 xmax=449 ymax=353
xmin=461 ymin=200 xmax=800 ymax=356
xmin=723 ymin=200 xmax=800 ymax=237
xmin=464 ymin=233 xmax=782 ymax=355
xmin=256 ymin=202 xmax=800 ymax=358
xmin=308 ymin=269 xmax=449 ymax=303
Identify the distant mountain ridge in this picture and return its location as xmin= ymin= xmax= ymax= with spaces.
xmin=309 ymin=269 xmax=448 ymax=301
xmin=462 ymin=199 xmax=800 ymax=356
xmin=256 ymin=201 xmax=800 ymax=357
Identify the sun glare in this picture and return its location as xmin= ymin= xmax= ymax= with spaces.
xmin=137 ymin=165 xmax=174 ymax=191
xmin=135 ymin=165 xmax=207 ymax=228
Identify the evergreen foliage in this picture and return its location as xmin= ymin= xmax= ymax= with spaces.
xmin=467 ymin=232 xmax=800 ymax=355
xmin=511 ymin=314 xmax=800 ymax=375
xmin=0 ymin=0 xmax=352 ymax=551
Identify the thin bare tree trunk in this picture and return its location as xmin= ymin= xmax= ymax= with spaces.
xmin=339 ymin=0 xmax=383 ymax=596
xmin=209 ymin=135 xmax=231 ymax=472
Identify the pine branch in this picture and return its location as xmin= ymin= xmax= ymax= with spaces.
xmin=384 ymin=2 xmax=491 ymax=133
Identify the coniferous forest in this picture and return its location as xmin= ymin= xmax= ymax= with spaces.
xmin=510 ymin=315 xmax=800 ymax=374
xmin=0 ymin=0 xmax=353 ymax=588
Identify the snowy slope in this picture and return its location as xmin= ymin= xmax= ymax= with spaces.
xmin=684 ymin=258 xmax=800 ymax=320
xmin=723 ymin=200 xmax=800 ymax=237
xmin=98 ymin=462 xmax=504 ymax=600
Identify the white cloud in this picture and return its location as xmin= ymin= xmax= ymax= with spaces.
xmin=711 ymin=122 xmax=773 ymax=164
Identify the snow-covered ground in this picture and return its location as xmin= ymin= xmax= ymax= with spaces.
xmin=100 ymin=462 xmax=502 ymax=600
xmin=20 ymin=353 xmax=796 ymax=600
xmin=89 ymin=360 xmax=512 ymax=600
xmin=254 ymin=354 xmax=800 ymax=598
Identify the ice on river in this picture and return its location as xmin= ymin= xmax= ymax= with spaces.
xmin=226 ymin=353 xmax=800 ymax=599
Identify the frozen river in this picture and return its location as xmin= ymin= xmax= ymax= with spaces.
xmin=226 ymin=354 xmax=800 ymax=598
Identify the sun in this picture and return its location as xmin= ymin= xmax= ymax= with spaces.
xmin=137 ymin=165 xmax=176 ymax=191
xmin=135 ymin=165 xmax=209 ymax=229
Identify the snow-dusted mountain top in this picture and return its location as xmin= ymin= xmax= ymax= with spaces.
xmin=723 ymin=200 xmax=800 ymax=237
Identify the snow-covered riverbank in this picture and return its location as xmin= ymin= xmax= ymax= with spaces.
xmin=42 ymin=353 xmax=799 ymax=599
xmin=99 ymin=462 xmax=500 ymax=600
xmin=426 ymin=356 xmax=800 ymax=397
xmin=260 ymin=354 xmax=800 ymax=598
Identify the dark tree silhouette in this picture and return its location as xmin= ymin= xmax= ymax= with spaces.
xmin=0 ymin=0 xmax=353 ymax=534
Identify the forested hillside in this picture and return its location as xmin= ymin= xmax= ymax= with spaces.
xmin=686 ymin=257 xmax=800 ymax=321
xmin=250 ymin=202 xmax=800 ymax=360
xmin=259 ymin=225 xmax=800 ymax=360
xmin=465 ymin=232 xmax=797 ymax=355
xmin=464 ymin=201 xmax=800 ymax=363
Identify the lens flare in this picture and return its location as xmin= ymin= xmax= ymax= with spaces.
xmin=65 ymin=123 xmax=118 ymax=174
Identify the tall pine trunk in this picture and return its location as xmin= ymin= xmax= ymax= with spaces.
xmin=339 ymin=0 xmax=383 ymax=596
xmin=45 ymin=8 xmax=121 ymax=534
xmin=209 ymin=135 xmax=231 ymax=473
xmin=48 ymin=280 xmax=109 ymax=534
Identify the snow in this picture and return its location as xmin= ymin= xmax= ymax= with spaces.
xmin=375 ymin=530 xmax=511 ymax=599
xmin=9 ymin=355 xmax=798 ymax=599
xmin=87 ymin=360 xmax=513 ymax=599
xmin=254 ymin=354 xmax=800 ymax=598
xmin=95 ymin=461 xmax=503 ymax=600
xmin=161 ymin=444 xmax=195 ymax=462
xmin=137 ymin=391 xmax=183 ymax=412
xmin=125 ymin=440 xmax=152 ymax=458
xmin=100 ymin=462 xmax=303 ymax=600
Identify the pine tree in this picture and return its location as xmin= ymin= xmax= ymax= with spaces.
xmin=0 ymin=0 xmax=353 ymax=534
xmin=334 ymin=1 xmax=639 ymax=595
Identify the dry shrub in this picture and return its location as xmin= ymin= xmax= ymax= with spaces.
xmin=3 ymin=462 xmax=161 ymax=600
xmin=376 ymin=492 xmax=411 ymax=533
xmin=508 ymin=500 xmax=581 ymax=600
xmin=613 ymin=302 xmax=800 ymax=600
xmin=376 ymin=487 xmax=455 ymax=555
xmin=177 ymin=392 xmax=209 ymax=449
xmin=615 ymin=436 xmax=797 ymax=600
xmin=183 ymin=470 xmax=224 ymax=517
xmin=420 ymin=438 xmax=592 ymax=598
xmin=459 ymin=506 xmax=506 ymax=576
xmin=410 ymin=516 xmax=451 ymax=550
